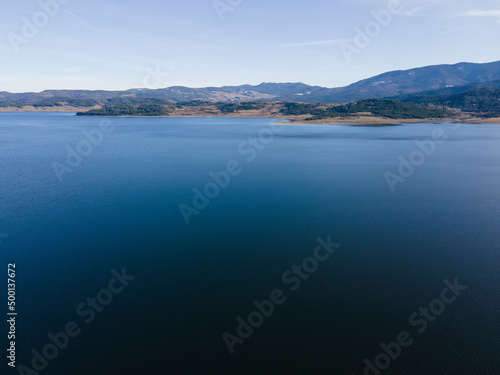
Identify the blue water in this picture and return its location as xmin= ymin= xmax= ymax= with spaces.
xmin=1 ymin=112 xmax=499 ymax=374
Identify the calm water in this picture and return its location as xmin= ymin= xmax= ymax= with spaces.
xmin=0 ymin=112 xmax=499 ymax=375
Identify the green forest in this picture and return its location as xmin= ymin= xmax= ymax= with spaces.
xmin=77 ymin=104 xmax=174 ymax=116
xmin=402 ymin=88 xmax=500 ymax=118
xmin=280 ymin=99 xmax=450 ymax=120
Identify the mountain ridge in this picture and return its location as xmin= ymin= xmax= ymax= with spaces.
xmin=2 ymin=60 xmax=500 ymax=104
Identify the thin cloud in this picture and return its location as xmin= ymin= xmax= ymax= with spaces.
xmin=64 ymin=11 xmax=115 ymax=43
xmin=402 ymin=6 xmax=424 ymax=16
xmin=464 ymin=9 xmax=500 ymax=24
xmin=281 ymin=38 xmax=353 ymax=48
xmin=464 ymin=9 xmax=500 ymax=17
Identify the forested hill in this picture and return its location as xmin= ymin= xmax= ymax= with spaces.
xmin=279 ymin=100 xmax=450 ymax=121
xmin=400 ymin=88 xmax=500 ymax=118
xmin=76 ymin=99 xmax=451 ymax=121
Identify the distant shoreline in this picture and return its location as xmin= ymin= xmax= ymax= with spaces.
xmin=283 ymin=117 xmax=499 ymax=124
xmin=1 ymin=107 xmax=499 ymax=124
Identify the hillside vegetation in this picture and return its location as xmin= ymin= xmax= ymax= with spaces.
xmin=280 ymin=99 xmax=450 ymax=120
xmin=78 ymin=104 xmax=174 ymax=116
xmin=401 ymin=88 xmax=500 ymax=118
xmin=75 ymin=99 xmax=451 ymax=121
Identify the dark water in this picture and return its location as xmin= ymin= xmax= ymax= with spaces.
xmin=0 ymin=112 xmax=499 ymax=375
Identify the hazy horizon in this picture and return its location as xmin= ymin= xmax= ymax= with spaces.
xmin=3 ymin=58 xmax=500 ymax=94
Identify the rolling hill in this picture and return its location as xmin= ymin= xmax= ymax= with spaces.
xmin=400 ymin=87 xmax=500 ymax=118
xmin=2 ymin=60 xmax=500 ymax=106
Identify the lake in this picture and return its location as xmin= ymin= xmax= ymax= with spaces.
xmin=0 ymin=112 xmax=499 ymax=374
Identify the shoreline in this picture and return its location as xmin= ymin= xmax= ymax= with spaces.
xmin=1 ymin=107 xmax=499 ymax=124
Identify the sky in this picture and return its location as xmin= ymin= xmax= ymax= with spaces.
xmin=1 ymin=0 xmax=500 ymax=92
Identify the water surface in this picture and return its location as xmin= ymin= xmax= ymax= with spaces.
xmin=0 ymin=113 xmax=499 ymax=374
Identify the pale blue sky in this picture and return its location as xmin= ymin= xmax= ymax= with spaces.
xmin=1 ymin=0 xmax=500 ymax=92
